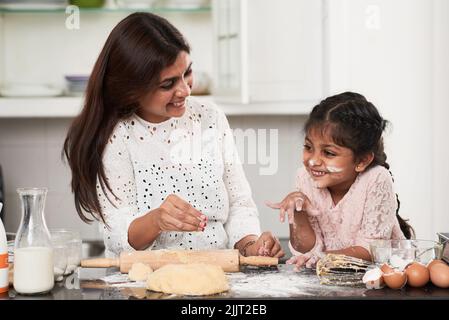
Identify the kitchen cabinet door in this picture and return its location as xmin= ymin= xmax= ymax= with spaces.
xmin=212 ymin=0 xmax=323 ymax=103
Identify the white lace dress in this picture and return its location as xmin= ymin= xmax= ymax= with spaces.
xmin=97 ymin=97 xmax=261 ymax=258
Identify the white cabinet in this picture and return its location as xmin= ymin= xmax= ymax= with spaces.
xmin=212 ymin=0 xmax=323 ymax=103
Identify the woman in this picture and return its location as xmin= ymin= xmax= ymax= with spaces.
xmin=63 ymin=12 xmax=284 ymax=259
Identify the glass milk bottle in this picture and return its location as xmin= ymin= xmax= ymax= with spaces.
xmin=14 ymin=188 xmax=54 ymax=295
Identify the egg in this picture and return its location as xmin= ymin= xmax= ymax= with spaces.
xmin=405 ymin=262 xmax=430 ymax=288
xmin=429 ymin=262 xmax=449 ymax=288
xmin=383 ymin=271 xmax=407 ymax=289
xmin=427 ymin=259 xmax=446 ymax=272
xmin=380 ymin=263 xmax=394 ymax=274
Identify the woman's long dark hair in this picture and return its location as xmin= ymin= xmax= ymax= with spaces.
xmin=304 ymin=92 xmax=415 ymax=239
xmin=63 ymin=13 xmax=190 ymax=224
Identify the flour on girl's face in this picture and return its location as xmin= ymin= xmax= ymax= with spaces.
xmin=307 ymin=159 xmax=344 ymax=174
xmin=325 ymin=166 xmax=344 ymax=173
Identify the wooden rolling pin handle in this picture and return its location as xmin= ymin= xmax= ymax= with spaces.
xmin=81 ymin=258 xmax=120 ymax=268
xmin=239 ymin=255 xmax=278 ymax=266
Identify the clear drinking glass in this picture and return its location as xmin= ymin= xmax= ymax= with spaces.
xmin=14 ymin=188 xmax=54 ymax=295
xmin=370 ymin=239 xmax=443 ymax=268
xmin=50 ymin=229 xmax=82 ymax=275
xmin=49 ymin=232 xmax=68 ymax=282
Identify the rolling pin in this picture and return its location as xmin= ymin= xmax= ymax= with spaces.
xmin=81 ymin=249 xmax=278 ymax=273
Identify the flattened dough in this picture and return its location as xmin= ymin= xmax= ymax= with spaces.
xmin=146 ymin=263 xmax=229 ymax=296
xmin=128 ymin=262 xmax=153 ymax=281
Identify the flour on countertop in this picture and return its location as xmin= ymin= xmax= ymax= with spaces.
xmin=100 ymin=273 xmax=146 ymax=288
xmin=226 ymin=268 xmax=341 ymax=298
xmin=98 ymin=267 xmax=364 ymax=297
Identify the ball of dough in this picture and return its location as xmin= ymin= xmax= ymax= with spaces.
xmin=128 ymin=262 xmax=153 ymax=281
xmin=146 ymin=263 xmax=229 ymax=296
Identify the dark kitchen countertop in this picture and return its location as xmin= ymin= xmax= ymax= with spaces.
xmin=2 ymin=238 xmax=449 ymax=300
xmin=2 ymin=265 xmax=449 ymax=300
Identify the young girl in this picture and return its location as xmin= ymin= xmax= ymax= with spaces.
xmin=267 ymin=92 xmax=413 ymax=268
xmin=63 ymin=13 xmax=284 ymax=259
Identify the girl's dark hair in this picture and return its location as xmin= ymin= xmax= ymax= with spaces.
xmin=304 ymin=92 xmax=415 ymax=239
xmin=63 ymin=12 xmax=190 ymax=224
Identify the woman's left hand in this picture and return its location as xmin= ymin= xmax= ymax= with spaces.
xmin=247 ymin=232 xmax=285 ymax=258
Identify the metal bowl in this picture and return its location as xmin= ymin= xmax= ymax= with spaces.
xmin=370 ymin=239 xmax=443 ymax=269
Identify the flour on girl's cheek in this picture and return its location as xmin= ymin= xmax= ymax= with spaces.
xmin=307 ymin=159 xmax=343 ymax=174
xmin=325 ymin=166 xmax=344 ymax=173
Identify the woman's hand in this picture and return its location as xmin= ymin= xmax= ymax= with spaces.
xmin=155 ymin=194 xmax=207 ymax=232
xmin=265 ymin=191 xmax=315 ymax=224
xmin=245 ymin=232 xmax=285 ymax=258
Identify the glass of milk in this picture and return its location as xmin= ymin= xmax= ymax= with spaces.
xmin=14 ymin=188 xmax=54 ymax=295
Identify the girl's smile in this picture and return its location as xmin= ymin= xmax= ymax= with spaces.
xmin=310 ymin=169 xmax=328 ymax=177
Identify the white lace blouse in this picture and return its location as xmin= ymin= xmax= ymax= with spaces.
xmin=97 ymin=97 xmax=261 ymax=258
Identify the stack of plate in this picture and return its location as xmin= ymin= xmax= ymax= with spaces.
xmin=65 ymin=75 xmax=89 ymax=96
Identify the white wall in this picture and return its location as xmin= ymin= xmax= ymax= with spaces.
xmin=432 ymin=0 xmax=449 ymax=236
xmin=229 ymin=115 xmax=306 ymax=238
xmin=0 ymin=15 xmax=3 ymax=85
xmin=324 ymin=0 xmax=448 ymax=240
xmin=0 ymin=118 xmax=100 ymax=239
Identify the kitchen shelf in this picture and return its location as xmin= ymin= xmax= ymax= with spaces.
xmin=0 ymin=96 xmax=313 ymax=118
xmin=0 ymin=5 xmax=211 ymax=14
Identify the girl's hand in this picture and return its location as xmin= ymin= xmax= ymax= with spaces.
xmin=155 ymin=194 xmax=207 ymax=232
xmin=265 ymin=191 xmax=314 ymax=224
xmin=286 ymin=251 xmax=323 ymax=270
xmin=246 ymin=232 xmax=285 ymax=258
